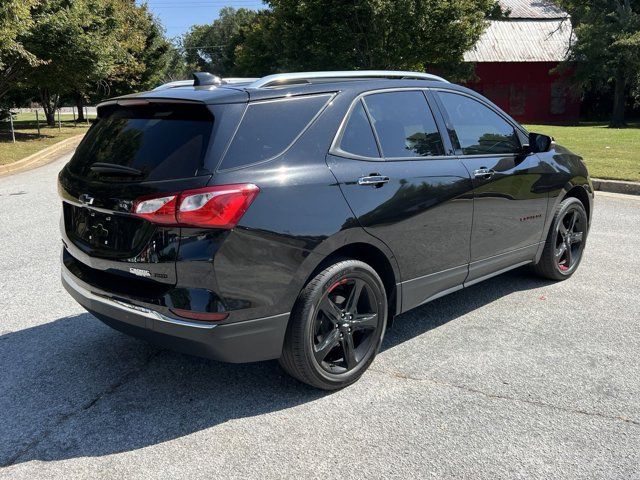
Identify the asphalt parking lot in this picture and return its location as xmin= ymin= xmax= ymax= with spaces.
xmin=1 ymin=153 xmax=639 ymax=479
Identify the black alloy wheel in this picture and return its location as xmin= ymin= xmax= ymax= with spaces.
xmin=312 ymin=276 xmax=380 ymax=374
xmin=532 ymin=197 xmax=588 ymax=280
xmin=555 ymin=208 xmax=585 ymax=273
xmin=280 ymin=259 xmax=388 ymax=390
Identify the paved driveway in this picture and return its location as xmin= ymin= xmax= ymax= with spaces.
xmin=1 ymin=154 xmax=639 ymax=479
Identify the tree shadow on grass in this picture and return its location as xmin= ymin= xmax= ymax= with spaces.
xmin=0 ymin=131 xmax=56 ymax=142
xmin=0 ymin=267 xmax=551 ymax=466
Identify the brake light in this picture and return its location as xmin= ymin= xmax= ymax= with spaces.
xmin=132 ymin=184 xmax=259 ymax=228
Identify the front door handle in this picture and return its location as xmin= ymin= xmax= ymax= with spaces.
xmin=358 ymin=175 xmax=390 ymax=187
xmin=473 ymin=168 xmax=495 ymax=180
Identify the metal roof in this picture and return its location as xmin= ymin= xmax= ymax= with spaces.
xmin=464 ymin=18 xmax=572 ymax=62
xmin=499 ymin=0 xmax=567 ymax=19
xmin=463 ymin=0 xmax=571 ymax=62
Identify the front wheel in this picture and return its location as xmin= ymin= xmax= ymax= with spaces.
xmin=279 ymin=259 xmax=388 ymax=390
xmin=532 ymin=197 xmax=588 ymax=281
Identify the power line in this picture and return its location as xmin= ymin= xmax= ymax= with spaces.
xmin=151 ymin=6 xmax=263 ymax=8
xmin=144 ymin=1 xmax=265 ymax=6
xmin=145 ymin=0 xmax=264 ymax=3
xmin=182 ymin=45 xmax=229 ymax=48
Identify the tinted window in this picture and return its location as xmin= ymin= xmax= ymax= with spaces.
xmin=437 ymin=92 xmax=520 ymax=155
xmin=364 ymin=91 xmax=444 ymax=158
xmin=339 ymin=100 xmax=380 ymax=158
xmin=221 ymin=94 xmax=331 ymax=170
xmin=69 ymin=103 xmax=213 ymax=182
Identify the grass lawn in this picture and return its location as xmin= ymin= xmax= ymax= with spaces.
xmin=525 ymin=122 xmax=640 ymax=182
xmin=0 ymin=112 xmax=94 ymax=166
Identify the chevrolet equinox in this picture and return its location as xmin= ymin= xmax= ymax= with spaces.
xmin=59 ymin=71 xmax=593 ymax=389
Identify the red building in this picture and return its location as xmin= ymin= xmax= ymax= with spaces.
xmin=464 ymin=0 xmax=579 ymax=124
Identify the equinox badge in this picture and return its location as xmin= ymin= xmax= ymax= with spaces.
xmin=129 ymin=267 xmax=151 ymax=278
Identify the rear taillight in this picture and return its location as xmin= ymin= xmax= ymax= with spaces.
xmin=133 ymin=195 xmax=177 ymax=224
xmin=132 ymin=184 xmax=259 ymax=228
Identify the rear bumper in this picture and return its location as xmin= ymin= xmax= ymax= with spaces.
xmin=62 ymin=266 xmax=289 ymax=363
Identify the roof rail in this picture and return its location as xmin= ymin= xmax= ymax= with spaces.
xmin=152 ymin=75 xmax=260 ymax=91
xmin=152 ymin=80 xmax=193 ymax=91
xmin=249 ymin=70 xmax=449 ymax=88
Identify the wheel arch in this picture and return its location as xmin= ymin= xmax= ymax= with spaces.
xmin=535 ymin=181 xmax=593 ymax=264
xmin=563 ymin=184 xmax=592 ymax=224
xmin=300 ymin=240 xmax=401 ymax=322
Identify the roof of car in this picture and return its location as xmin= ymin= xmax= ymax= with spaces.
xmin=111 ymin=77 xmax=468 ymax=106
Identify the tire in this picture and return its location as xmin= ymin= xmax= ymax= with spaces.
xmin=279 ymin=259 xmax=388 ymax=390
xmin=531 ymin=197 xmax=588 ymax=281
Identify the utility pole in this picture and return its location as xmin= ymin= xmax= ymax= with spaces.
xmin=9 ymin=110 xmax=15 ymax=143
xmin=36 ymin=109 xmax=41 ymax=137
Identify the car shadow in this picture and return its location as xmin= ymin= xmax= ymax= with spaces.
xmin=1 ymin=267 xmax=552 ymax=466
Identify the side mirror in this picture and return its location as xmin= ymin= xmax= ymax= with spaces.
xmin=527 ymin=132 xmax=553 ymax=153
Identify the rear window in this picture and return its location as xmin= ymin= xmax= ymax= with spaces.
xmin=220 ymin=94 xmax=332 ymax=170
xmin=68 ymin=102 xmax=214 ymax=182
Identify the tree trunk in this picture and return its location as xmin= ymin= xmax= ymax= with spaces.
xmin=610 ymin=66 xmax=627 ymax=128
xmin=39 ymin=88 xmax=59 ymax=127
xmin=74 ymin=93 xmax=86 ymax=122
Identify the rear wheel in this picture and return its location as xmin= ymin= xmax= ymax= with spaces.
xmin=279 ymin=259 xmax=387 ymax=390
xmin=532 ymin=197 xmax=588 ymax=280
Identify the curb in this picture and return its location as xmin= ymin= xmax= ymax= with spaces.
xmin=592 ymin=178 xmax=640 ymax=196
xmin=0 ymin=134 xmax=85 ymax=177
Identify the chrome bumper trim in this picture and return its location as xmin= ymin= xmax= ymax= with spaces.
xmin=62 ymin=267 xmax=217 ymax=330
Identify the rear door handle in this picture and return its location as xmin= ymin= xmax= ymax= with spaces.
xmin=358 ymin=175 xmax=390 ymax=187
xmin=473 ymin=168 xmax=495 ymax=180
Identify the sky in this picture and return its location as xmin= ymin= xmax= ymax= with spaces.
xmin=140 ymin=0 xmax=267 ymax=40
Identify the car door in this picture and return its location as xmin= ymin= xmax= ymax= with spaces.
xmin=432 ymin=90 xmax=550 ymax=284
xmin=327 ymin=89 xmax=473 ymax=313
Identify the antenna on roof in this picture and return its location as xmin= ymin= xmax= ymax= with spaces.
xmin=192 ymin=72 xmax=222 ymax=87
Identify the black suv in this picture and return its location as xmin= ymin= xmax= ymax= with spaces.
xmin=59 ymin=71 xmax=593 ymax=389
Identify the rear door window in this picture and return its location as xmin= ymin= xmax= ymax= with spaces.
xmin=220 ymin=94 xmax=332 ymax=170
xmin=338 ymin=100 xmax=380 ymax=158
xmin=437 ymin=91 xmax=521 ymax=155
xmin=363 ymin=91 xmax=445 ymax=158
xmin=68 ymin=102 xmax=214 ymax=182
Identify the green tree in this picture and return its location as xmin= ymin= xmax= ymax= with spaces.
xmin=21 ymin=0 xmax=127 ymax=124
xmin=233 ymin=10 xmax=285 ymax=76
xmin=0 ymin=0 xmax=41 ymax=101
xmin=107 ymin=6 xmax=188 ymax=98
xmin=182 ymin=7 xmax=257 ymax=76
xmin=554 ymin=0 xmax=640 ymax=127
xmin=234 ymin=0 xmax=502 ymax=79
xmin=14 ymin=0 xmax=184 ymax=124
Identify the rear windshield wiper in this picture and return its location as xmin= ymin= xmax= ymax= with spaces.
xmin=90 ymin=163 xmax=143 ymax=176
